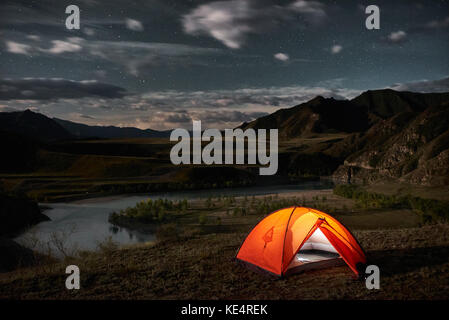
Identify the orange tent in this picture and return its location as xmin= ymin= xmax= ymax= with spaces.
xmin=236 ymin=207 xmax=366 ymax=277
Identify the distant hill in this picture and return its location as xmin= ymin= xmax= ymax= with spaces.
xmin=0 ymin=109 xmax=170 ymax=142
xmin=54 ymin=118 xmax=171 ymax=139
xmin=0 ymin=110 xmax=72 ymax=142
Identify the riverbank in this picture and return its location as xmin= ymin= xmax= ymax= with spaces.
xmin=1 ymin=222 xmax=448 ymax=299
xmin=2 ymin=183 xmax=448 ymax=299
xmin=0 ymin=193 xmax=50 ymax=272
xmin=11 ymin=182 xmax=334 ymax=259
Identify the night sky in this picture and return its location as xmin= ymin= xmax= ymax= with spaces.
xmin=1 ymin=0 xmax=448 ymax=130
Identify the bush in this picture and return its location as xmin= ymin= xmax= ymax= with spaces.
xmin=109 ymin=198 xmax=191 ymax=225
xmin=198 ymin=214 xmax=207 ymax=225
xmin=333 ymin=184 xmax=449 ymax=222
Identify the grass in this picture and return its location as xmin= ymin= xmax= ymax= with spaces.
xmin=1 ymin=222 xmax=448 ymax=299
xmin=110 ymin=199 xmax=188 ymax=222
xmin=364 ymin=181 xmax=449 ymax=202
xmin=1 ymin=186 xmax=448 ymax=299
xmin=334 ymin=184 xmax=449 ymax=222
xmin=0 ymin=134 xmax=348 ymax=202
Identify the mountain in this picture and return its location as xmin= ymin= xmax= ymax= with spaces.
xmin=240 ymin=89 xmax=449 ymax=186
xmin=332 ymin=101 xmax=449 ymax=186
xmin=54 ymin=118 xmax=171 ymax=139
xmin=0 ymin=110 xmax=72 ymax=142
xmin=0 ymin=109 xmax=170 ymax=142
xmin=240 ymin=96 xmax=370 ymax=138
xmin=351 ymin=89 xmax=449 ymax=119
xmin=240 ymin=89 xmax=449 ymax=139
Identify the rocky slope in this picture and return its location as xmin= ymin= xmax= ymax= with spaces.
xmin=240 ymin=96 xmax=370 ymax=138
xmin=332 ymin=101 xmax=449 ymax=186
xmin=241 ymin=89 xmax=449 ymax=186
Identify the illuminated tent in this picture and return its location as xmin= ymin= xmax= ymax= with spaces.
xmin=236 ymin=207 xmax=366 ymax=277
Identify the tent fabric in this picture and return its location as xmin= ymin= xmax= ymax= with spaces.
xmin=285 ymin=250 xmax=345 ymax=276
xmin=297 ymin=227 xmax=338 ymax=253
xmin=236 ymin=206 xmax=366 ymax=277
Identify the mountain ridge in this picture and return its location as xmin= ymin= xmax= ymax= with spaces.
xmin=0 ymin=109 xmax=170 ymax=141
xmin=53 ymin=117 xmax=171 ymax=139
xmin=240 ymin=89 xmax=449 ymax=139
xmin=1 ymin=89 xmax=448 ymax=186
xmin=239 ymin=89 xmax=449 ymax=186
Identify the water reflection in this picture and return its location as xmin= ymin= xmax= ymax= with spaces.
xmin=15 ymin=181 xmax=332 ymax=257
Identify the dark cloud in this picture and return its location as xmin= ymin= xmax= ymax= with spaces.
xmin=79 ymin=113 xmax=95 ymax=119
xmin=0 ymin=78 xmax=128 ymax=100
xmin=137 ymin=85 xmax=360 ymax=111
xmin=390 ymin=77 xmax=449 ymax=93
xmin=164 ymin=112 xmax=192 ymax=123
xmin=147 ymin=109 xmax=269 ymax=129
xmin=192 ymin=110 xmax=268 ymax=123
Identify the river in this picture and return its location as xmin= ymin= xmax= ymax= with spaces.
xmin=15 ymin=181 xmax=333 ymax=256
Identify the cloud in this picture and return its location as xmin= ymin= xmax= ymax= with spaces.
xmin=274 ymin=53 xmax=289 ymax=61
xmin=0 ymin=78 xmax=128 ymax=100
xmin=390 ymin=77 xmax=449 ymax=93
xmin=5 ymin=41 xmax=31 ymax=54
xmin=387 ymin=30 xmax=407 ymax=43
xmin=331 ymin=44 xmax=342 ymax=54
xmin=85 ymin=40 xmax=223 ymax=76
xmin=136 ymin=84 xmax=361 ymax=111
xmin=182 ymin=0 xmax=327 ymax=49
xmin=125 ymin=18 xmax=144 ymax=31
xmin=193 ymin=110 xmax=268 ymax=123
xmin=426 ymin=16 xmax=449 ymax=29
xmin=26 ymin=35 xmax=41 ymax=41
xmin=183 ymin=0 xmax=255 ymax=49
xmin=41 ymin=39 xmax=83 ymax=54
xmin=3 ymin=36 xmax=224 ymax=76
xmin=126 ymin=109 xmax=269 ymax=130
xmin=3 ymin=81 xmax=361 ymax=130
xmin=5 ymin=37 xmax=84 ymax=56
xmin=69 ymin=112 xmax=96 ymax=120
xmin=289 ymin=0 xmax=326 ymax=19
xmin=83 ymin=27 xmax=96 ymax=36
xmin=0 ymin=105 xmax=19 ymax=112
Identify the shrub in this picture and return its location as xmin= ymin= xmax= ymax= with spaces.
xmin=198 ymin=214 xmax=207 ymax=225
xmin=109 ymin=198 xmax=191 ymax=224
xmin=333 ymin=184 xmax=449 ymax=222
